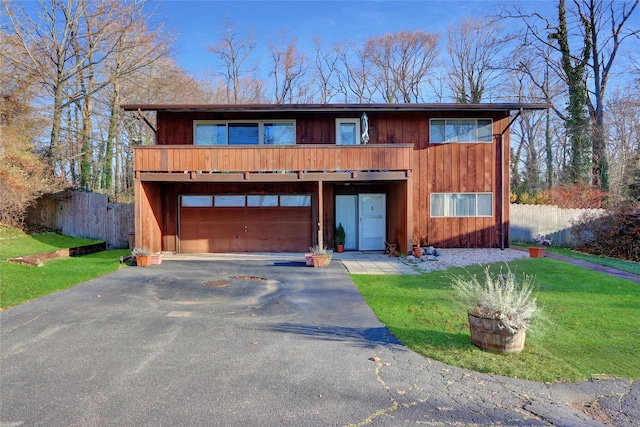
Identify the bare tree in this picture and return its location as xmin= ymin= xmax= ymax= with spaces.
xmin=364 ymin=30 xmax=439 ymax=103
xmin=99 ymin=0 xmax=172 ymax=193
xmin=582 ymin=0 xmax=639 ymax=191
xmin=334 ymin=41 xmax=375 ymax=103
xmin=310 ymin=37 xmax=340 ymax=104
xmin=207 ymin=17 xmax=259 ymax=104
xmin=447 ymin=17 xmax=505 ymax=103
xmin=503 ymin=0 xmax=639 ymax=190
xmin=269 ymin=32 xmax=308 ymax=103
xmin=606 ymin=89 xmax=640 ymax=202
xmin=3 ymin=0 xmax=83 ymax=173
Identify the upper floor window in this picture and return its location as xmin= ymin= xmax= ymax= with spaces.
xmin=194 ymin=120 xmax=295 ymax=145
xmin=336 ymin=118 xmax=361 ymax=145
xmin=430 ymin=118 xmax=492 ymax=143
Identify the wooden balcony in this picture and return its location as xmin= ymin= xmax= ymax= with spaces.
xmin=134 ymin=144 xmax=413 ymax=182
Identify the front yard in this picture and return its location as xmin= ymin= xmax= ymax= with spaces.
xmin=3 ymin=225 xmax=638 ymax=384
xmin=0 ymin=226 xmax=129 ymax=308
xmin=352 ymin=258 xmax=640 ymax=383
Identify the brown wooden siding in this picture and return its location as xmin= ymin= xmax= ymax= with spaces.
xmin=136 ymin=109 xmax=510 ymax=251
xmin=134 ymin=145 xmax=413 ymax=174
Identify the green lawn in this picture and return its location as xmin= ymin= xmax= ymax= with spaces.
xmin=0 ymin=227 xmax=129 ymax=308
xmin=352 ymin=259 xmax=640 ymax=383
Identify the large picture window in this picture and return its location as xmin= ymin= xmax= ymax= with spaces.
xmin=429 ymin=118 xmax=493 ymax=143
xmin=430 ymin=193 xmax=493 ymax=217
xmin=194 ymin=120 xmax=295 ymax=146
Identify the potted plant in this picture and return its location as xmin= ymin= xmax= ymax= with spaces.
xmin=335 ymin=223 xmax=346 ymax=253
xmin=308 ymin=244 xmax=327 ymax=267
xmin=529 ymin=234 xmax=552 ymax=258
xmin=150 ymin=253 xmax=163 ymax=265
xmin=412 ymin=243 xmax=423 ymax=258
xmin=450 ymin=266 xmax=538 ymax=353
xmin=132 ymin=248 xmax=152 ymax=267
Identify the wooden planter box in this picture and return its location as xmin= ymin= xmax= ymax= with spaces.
xmin=311 ymin=254 xmax=326 ymax=267
xmin=528 ymin=247 xmax=546 ymax=258
xmin=468 ymin=312 xmax=526 ymax=353
xmin=136 ymin=255 xmax=152 ymax=267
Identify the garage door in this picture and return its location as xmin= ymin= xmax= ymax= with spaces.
xmin=179 ymin=195 xmax=313 ymax=253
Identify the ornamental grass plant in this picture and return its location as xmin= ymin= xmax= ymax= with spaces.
xmin=450 ymin=266 xmax=538 ymax=334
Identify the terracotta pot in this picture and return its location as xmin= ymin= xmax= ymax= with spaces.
xmin=467 ymin=312 xmax=526 ymax=353
xmin=311 ymin=254 xmax=325 ymax=267
xmin=151 ymin=254 xmax=162 ymax=265
xmin=136 ymin=255 xmax=152 ymax=267
xmin=528 ymin=247 xmax=545 ymax=258
xmin=413 ymin=245 xmax=423 ymax=257
xmin=335 ymin=244 xmax=344 ymax=253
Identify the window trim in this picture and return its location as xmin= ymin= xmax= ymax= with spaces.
xmin=429 ymin=192 xmax=493 ymax=218
xmin=429 ymin=118 xmax=493 ymax=144
xmin=194 ymin=120 xmax=296 ymax=146
xmin=335 ymin=118 xmax=361 ymax=145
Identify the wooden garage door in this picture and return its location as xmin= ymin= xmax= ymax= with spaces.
xmin=179 ymin=195 xmax=313 ymax=253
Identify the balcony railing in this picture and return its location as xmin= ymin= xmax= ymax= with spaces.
xmin=134 ymin=144 xmax=413 ymax=174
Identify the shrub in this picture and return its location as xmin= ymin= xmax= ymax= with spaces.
xmin=540 ymin=183 xmax=609 ymax=209
xmin=571 ymin=202 xmax=640 ymax=261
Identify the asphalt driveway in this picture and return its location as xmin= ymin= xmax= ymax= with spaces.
xmin=1 ymin=254 xmax=637 ymax=426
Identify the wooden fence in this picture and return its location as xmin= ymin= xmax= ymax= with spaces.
xmin=509 ymin=204 xmax=606 ymax=247
xmin=26 ymin=191 xmax=134 ymax=249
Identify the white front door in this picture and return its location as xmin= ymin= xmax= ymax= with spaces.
xmin=335 ymin=195 xmax=358 ymax=250
xmin=358 ymin=194 xmax=386 ymax=250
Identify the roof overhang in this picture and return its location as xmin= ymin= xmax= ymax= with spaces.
xmin=120 ymin=103 xmax=550 ymax=113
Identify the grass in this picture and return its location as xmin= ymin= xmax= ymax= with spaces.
xmin=352 ymin=258 xmax=640 ymax=383
xmin=0 ymin=227 xmax=129 ymax=309
xmin=512 ymin=242 xmax=640 ymax=275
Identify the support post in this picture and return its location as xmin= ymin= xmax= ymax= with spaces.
xmin=317 ymin=180 xmax=324 ymax=250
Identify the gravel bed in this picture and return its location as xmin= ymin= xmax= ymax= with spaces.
xmin=400 ymin=248 xmax=530 ymax=273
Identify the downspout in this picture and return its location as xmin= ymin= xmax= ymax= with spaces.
xmin=500 ymin=109 xmax=523 ymax=250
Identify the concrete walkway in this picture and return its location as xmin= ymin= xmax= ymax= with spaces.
xmin=511 ymin=247 xmax=640 ymax=283
xmin=333 ymin=251 xmax=420 ymax=275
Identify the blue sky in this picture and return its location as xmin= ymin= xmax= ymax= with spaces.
xmin=153 ymin=0 xmax=559 ymax=75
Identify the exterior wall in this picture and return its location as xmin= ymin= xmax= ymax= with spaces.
xmin=140 ymin=108 xmax=511 ymax=250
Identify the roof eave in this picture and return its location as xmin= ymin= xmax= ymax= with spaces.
xmin=120 ymin=103 xmax=550 ymax=113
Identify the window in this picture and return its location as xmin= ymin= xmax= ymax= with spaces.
xmin=181 ymin=195 xmax=213 ymax=207
xmin=214 ymin=195 xmax=246 ymax=207
xmin=280 ymin=195 xmax=311 ymax=207
xmin=247 ymin=195 xmax=278 ymax=207
xmin=194 ymin=121 xmax=295 ymax=145
xmin=336 ymin=118 xmax=361 ymax=145
xmin=184 ymin=194 xmax=312 ymax=208
xmin=430 ymin=193 xmax=493 ymax=217
xmin=430 ymin=119 xmax=493 ymax=143
xmin=263 ymin=122 xmax=295 ymax=145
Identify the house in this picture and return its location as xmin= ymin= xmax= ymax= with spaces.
xmin=121 ymin=103 xmax=547 ymax=254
